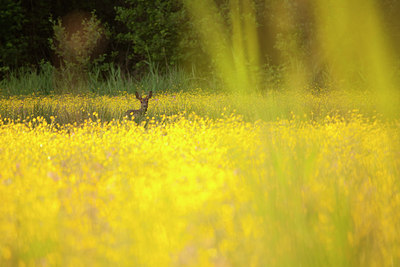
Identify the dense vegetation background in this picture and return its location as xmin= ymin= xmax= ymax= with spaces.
xmin=1 ymin=0 xmax=207 ymax=77
xmin=1 ymin=0 xmax=400 ymax=94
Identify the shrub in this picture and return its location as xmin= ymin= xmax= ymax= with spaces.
xmin=49 ymin=11 xmax=106 ymax=93
xmin=115 ymin=0 xmax=196 ymax=73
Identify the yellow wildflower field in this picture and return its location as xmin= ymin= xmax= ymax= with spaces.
xmin=0 ymin=92 xmax=399 ymax=266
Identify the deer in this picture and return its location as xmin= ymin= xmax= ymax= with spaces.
xmin=125 ymin=91 xmax=153 ymax=119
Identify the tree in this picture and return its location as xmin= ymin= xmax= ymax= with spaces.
xmin=0 ymin=0 xmax=28 ymax=74
xmin=115 ymin=0 xmax=189 ymax=73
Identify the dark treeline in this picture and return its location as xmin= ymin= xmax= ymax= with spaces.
xmin=2 ymin=0 xmax=400 ymax=81
xmin=1 ymin=0 xmax=196 ymax=76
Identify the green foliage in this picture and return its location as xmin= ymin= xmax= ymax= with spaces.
xmin=0 ymin=62 xmax=212 ymax=96
xmin=50 ymin=13 xmax=104 ymax=68
xmin=1 ymin=0 xmax=400 ymax=97
xmin=0 ymin=0 xmax=28 ymax=75
xmin=49 ymin=12 xmax=106 ymax=93
xmin=0 ymin=61 xmax=54 ymax=95
xmin=115 ymin=0 xmax=192 ymax=72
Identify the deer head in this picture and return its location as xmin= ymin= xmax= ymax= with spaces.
xmin=126 ymin=91 xmax=153 ymax=118
xmin=135 ymin=91 xmax=152 ymax=113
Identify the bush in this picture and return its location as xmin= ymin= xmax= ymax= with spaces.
xmin=50 ymin=11 xmax=106 ymax=93
xmin=115 ymin=0 xmax=196 ymax=73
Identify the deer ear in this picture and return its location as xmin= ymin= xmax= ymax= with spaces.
xmin=135 ymin=92 xmax=141 ymax=99
xmin=148 ymin=91 xmax=153 ymax=99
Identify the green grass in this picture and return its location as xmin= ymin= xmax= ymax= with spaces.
xmin=0 ymin=62 xmax=398 ymax=126
xmin=0 ymin=62 xmax=220 ymax=96
xmin=0 ymin=88 xmax=390 ymax=128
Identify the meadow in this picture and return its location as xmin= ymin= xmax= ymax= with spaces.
xmin=0 ymin=88 xmax=399 ymax=266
